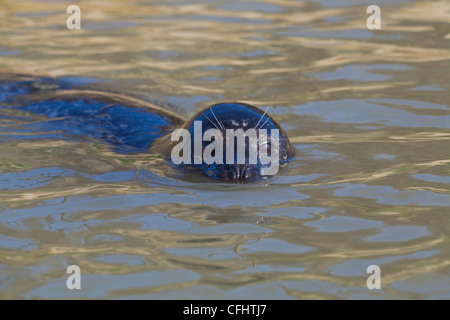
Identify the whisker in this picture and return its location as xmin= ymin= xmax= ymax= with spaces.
xmin=210 ymin=106 xmax=224 ymax=130
xmin=257 ymin=115 xmax=271 ymax=130
xmin=254 ymin=104 xmax=271 ymax=129
xmin=202 ymin=113 xmax=220 ymax=130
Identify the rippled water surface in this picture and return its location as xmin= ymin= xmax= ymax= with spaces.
xmin=0 ymin=0 xmax=449 ymax=299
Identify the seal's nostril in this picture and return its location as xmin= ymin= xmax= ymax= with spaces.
xmin=233 ymin=165 xmax=242 ymax=181
xmin=242 ymin=166 xmax=250 ymax=181
xmin=231 ymin=170 xmax=237 ymax=181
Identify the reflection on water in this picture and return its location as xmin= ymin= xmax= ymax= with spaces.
xmin=0 ymin=0 xmax=449 ymax=299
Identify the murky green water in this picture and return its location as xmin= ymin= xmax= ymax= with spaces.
xmin=0 ymin=0 xmax=449 ymax=299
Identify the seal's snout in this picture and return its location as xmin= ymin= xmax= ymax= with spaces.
xmin=225 ymin=164 xmax=261 ymax=183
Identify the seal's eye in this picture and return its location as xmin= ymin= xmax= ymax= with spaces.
xmin=265 ymin=144 xmax=272 ymax=155
xmin=259 ymin=140 xmax=271 ymax=155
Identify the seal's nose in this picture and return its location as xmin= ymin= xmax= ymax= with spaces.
xmin=221 ymin=164 xmax=261 ymax=182
xmin=230 ymin=164 xmax=252 ymax=182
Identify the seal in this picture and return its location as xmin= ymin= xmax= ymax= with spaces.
xmin=152 ymin=102 xmax=294 ymax=181
xmin=0 ymin=74 xmax=294 ymax=182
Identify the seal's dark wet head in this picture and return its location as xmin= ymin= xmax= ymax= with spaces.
xmin=182 ymin=103 xmax=294 ymax=182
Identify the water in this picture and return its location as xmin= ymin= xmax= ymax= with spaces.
xmin=0 ymin=0 xmax=449 ymax=299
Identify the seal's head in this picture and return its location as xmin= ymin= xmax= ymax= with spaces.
xmin=167 ymin=102 xmax=294 ymax=182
